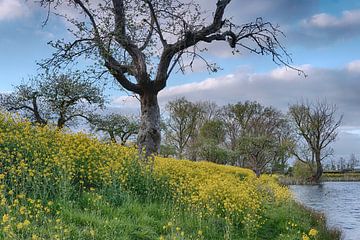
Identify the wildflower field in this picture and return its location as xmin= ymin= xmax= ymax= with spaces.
xmin=0 ymin=113 xmax=339 ymax=239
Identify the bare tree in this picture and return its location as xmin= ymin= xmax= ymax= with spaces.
xmin=0 ymin=83 xmax=48 ymax=126
xmin=289 ymin=100 xmax=342 ymax=183
xmin=37 ymin=0 xmax=303 ymax=156
xmin=1 ymin=72 xmax=104 ymax=129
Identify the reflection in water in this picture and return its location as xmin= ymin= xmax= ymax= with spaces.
xmin=290 ymin=182 xmax=360 ymax=240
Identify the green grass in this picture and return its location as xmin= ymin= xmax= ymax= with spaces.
xmin=15 ymin=190 xmax=337 ymax=240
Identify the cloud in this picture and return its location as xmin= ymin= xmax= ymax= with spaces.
xmin=303 ymin=9 xmax=360 ymax=29
xmin=289 ymin=9 xmax=360 ymax=46
xmin=197 ymin=0 xmax=318 ymax=24
xmin=0 ymin=0 xmax=28 ymax=21
xmin=347 ymin=60 xmax=360 ymax=73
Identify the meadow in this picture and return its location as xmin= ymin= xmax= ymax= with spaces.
xmin=0 ymin=113 xmax=339 ymax=240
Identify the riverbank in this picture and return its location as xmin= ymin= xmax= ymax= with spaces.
xmin=322 ymin=172 xmax=360 ymax=182
xmin=277 ymin=173 xmax=360 ymax=185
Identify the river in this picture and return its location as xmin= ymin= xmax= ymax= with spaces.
xmin=290 ymin=182 xmax=360 ymax=240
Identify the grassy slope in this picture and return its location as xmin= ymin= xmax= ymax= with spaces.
xmin=0 ymin=113 xmax=340 ymax=240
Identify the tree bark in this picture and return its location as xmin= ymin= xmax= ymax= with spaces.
xmin=313 ymin=151 xmax=323 ymax=183
xmin=109 ymin=131 xmax=117 ymax=144
xmin=137 ymin=92 xmax=161 ymax=157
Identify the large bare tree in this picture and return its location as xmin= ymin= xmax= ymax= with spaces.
xmin=37 ymin=0 xmax=302 ymax=156
xmin=289 ymin=100 xmax=342 ymax=183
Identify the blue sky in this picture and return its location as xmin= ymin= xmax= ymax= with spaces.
xmin=1 ymin=0 xmax=360 ymax=160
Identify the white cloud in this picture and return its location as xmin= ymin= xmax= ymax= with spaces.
xmin=269 ymin=65 xmax=311 ymax=81
xmin=304 ymin=9 xmax=360 ymax=29
xmin=340 ymin=126 xmax=360 ymax=136
xmin=0 ymin=0 xmax=27 ymax=21
xmin=347 ymin=60 xmax=360 ymax=73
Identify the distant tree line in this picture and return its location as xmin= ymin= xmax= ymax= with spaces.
xmin=324 ymin=153 xmax=360 ymax=171
xmin=161 ymin=97 xmax=342 ymax=182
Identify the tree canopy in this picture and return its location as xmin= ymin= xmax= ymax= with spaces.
xmin=0 ymin=72 xmax=104 ymax=129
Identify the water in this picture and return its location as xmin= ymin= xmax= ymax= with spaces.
xmin=290 ymin=182 xmax=360 ymax=240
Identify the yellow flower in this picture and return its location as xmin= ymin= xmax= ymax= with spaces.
xmin=302 ymin=233 xmax=310 ymax=240
xmin=23 ymin=219 xmax=30 ymax=227
xmin=197 ymin=230 xmax=203 ymax=236
xmin=2 ymin=214 xmax=9 ymax=223
xmin=16 ymin=222 xmax=23 ymax=230
xmin=309 ymin=228 xmax=318 ymax=236
xmin=31 ymin=234 xmax=40 ymax=240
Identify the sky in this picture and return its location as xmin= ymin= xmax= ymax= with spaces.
xmin=0 ymin=0 xmax=360 ymax=161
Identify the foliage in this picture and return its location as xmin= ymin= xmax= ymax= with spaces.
xmin=293 ymin=160 xmax=314 ymax=180
xmin=0 ymin=72 xmax=104 ymax=128
xmin=163 ymin=97 xmax=203 ymax=159
xmin=199 ymin=120 xmax=225 ymax=144
xmin=197 ymin=140 xmax=229 ymax=164
xmin=89 ymin=112 xmax=139 ymax=144
xmin=221 ymin=101 xmax=294 ymax=175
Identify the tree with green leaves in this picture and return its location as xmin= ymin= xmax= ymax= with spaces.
xmin=289 ymin=100 xmax=342 ymax=183
xmin=89 ymin=113 xmax=139 ymax=145
xmin=0 ymin=72 xmax=104 ymax=129
xmin=163 ymin=97 xmax=203 ymax=159
xmin=37 ymin=0 xmax=302 ymax=157
xmin=234 ymin=102 xmax=292 ymax=176
xmin=198 ymin=119 xmax=229 ymax=164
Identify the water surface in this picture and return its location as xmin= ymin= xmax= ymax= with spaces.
xmin=290 ymin=182 xmax=360 ymax=240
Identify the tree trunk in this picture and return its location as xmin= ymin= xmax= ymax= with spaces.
xmin=109 ymin=131 xmax=117 ymax=144
xmin=137 ymin=92 xmax=161 ymax=158
xmin=57 ymin=117 xmax=65 ymax=129
xmin=313 ymin=151 xmax=323 ymax=183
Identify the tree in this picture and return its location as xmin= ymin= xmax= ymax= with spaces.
xmin=37 ymin=0 xmax=302 ymax=156
xmin=199 ymin=120 xmax=225 ymax=145
xmin=221 ymin=101 xmax=261 ymax=152
xmin=89 ymin=113 xmax=139 ymax=145
xmin=289 ymin=100 xmax=342 ymax=183
xmin=0 ymin=72 xmax=104 ymax=129
xmin=163 ymin=97 xmax=203 ymax=159
xmin=197 ymin=119 xmax=229 ymax=164
xmin=0 ymin=83 xmax=49 ymax=126
xmin=349 ymin=153 xmax=359 ymax=170
xmin=234 ymin=102 xmax=292 ymax=176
